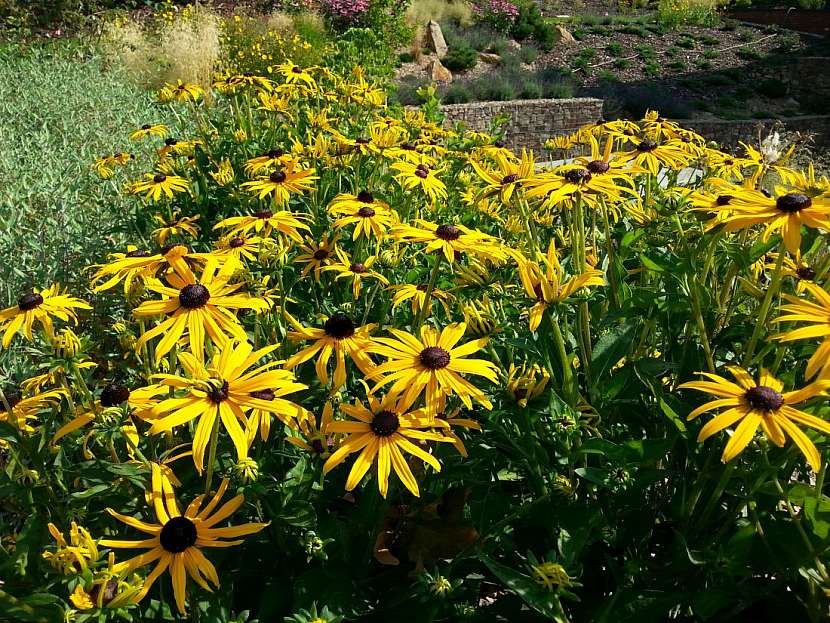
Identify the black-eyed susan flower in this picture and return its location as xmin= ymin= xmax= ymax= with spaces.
xmin=243 ymin=147 xmax=295 ymax=176
xmin=708 ymin=186 xmax=830 ymax=255
xmin=129 ymin=124 xmax=168 ymax=141
xmin=214 ymin=207 xmax=309 ymax=241
xmin=322 ymin=393 xmax=452 ymax=497
xmin=323 ymin=249 xmax=388 ymax=299
xmin=367 ymin=323 xmax=498 ymax=417
xmin=134 ymin=256 xmax=269 ymax=362
xmin=294 ymin=234 xmax=339 ymax=281
xmin=209 ymin=158 xmax=235 ymax=186
xmin=129 ymin=172 xmax=189 ymax=202
xmin=89 ymin=244 xmax=203 ymax=297
xmin=283 ymin=312 xmax=376 ymax=393
xmin=616 ymin=137 xmax=690 ymax=175
xmin=42 ymin=521 xmax=99 ymax=575
xmin=68 ymin=552 xmax=143 ymax=610
xmin=285 ymin=401 xmax=335 ymax=457
xmin=328 ymin=191 xmax=399 ymax=241
xmin=505 ymin=362 xmax=551 ymax=408
xmin=157 ymin=80 xmax=204 ymax=103
xmin=0 ymin=285 xmax=90 ymax=348
xmin=679 ymin=367 xmax=830 ymax=470
xmin=773 ymin=282 xmax=830 ymax=379
xmin=213 ymin=234 xmax=273 ymax=264
xmin=141 ymin=342 xmax=306 ymax=471
xmin=515 ymin=242 xmax=605 ymax=331
xmin=391 ymin=160 xmax=447 ymax=202
xmin=436 ymin=407 xmax=482 ymax=458
xmin=391 ymin=219 xmax=505 ymax=264
xmin=241 ymin=162 xmax=317 ymax=205
xmin=523 ymin=163 xmax=635 ymax=210
xmin=93 ymin=152 xmax=133 ymax=179
xmin=277 ymin=61 xmax=316 ymax=87
xmin=100 ymin=464 xmax=268 ymax=613
xmin=470 ymin=148 xmax=535 ymax=205
xmin=390 ymin=283 xmax=452 ymax=318
xmin=152 ymin=212 xmax=200 ymax=246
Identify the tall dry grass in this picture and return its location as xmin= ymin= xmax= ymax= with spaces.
xmin=101 ymin=3 xmax=221 ymax=89
xmin=405 ymin=0 xmax=474 ymax=28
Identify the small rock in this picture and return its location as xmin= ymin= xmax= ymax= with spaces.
xmin=556 ymin=25 xmax=577 ymax=45
xmin=427 ymin=20 xmax=448 ymax=58
xmin=506 ymin=39 xmax=521 ymax=50
xmin=479 ymin=52 xmax=501 ymax=64
xmin=431 ymin=59 xmax=453 ymax=83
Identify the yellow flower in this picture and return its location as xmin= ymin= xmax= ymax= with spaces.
xmin=214 ymin=207 xmax=309 ymax=241
xmin=390 ymin=283 xmax=452 ymax=318
xmin=141 ymin=342 xmax=306 ymax=472
xmin=293 ymin=234 xmax=339 ymax=281
xmin=133 ymin=255 xmax=269 ymax=362
xmin=100 ymin=464 xmax=268 ymax=613
xmin=283 ymin=312 xmax=377 ymax=393
xmin=322 ymin=248 xmax=388 ymax=299
xmin=328 ymin=191 xmax=399 ymax=241
xmin=152 ymin=211 xmax=200 ymax=246
xmin=241 ymin=162 xmax=317 ymax=205
xmin=470 ymin=148 xmax=535 ymax=205
xmin=285 ymin=401 xmax=335 ymax=457
xmin=391 ymin=219 xmax=505 ymax=264
xmin=615 ymin=137 xmax=691 ymax=174
xmin=367 ymin=323 xmax=498 ymax=417
xmin=391 ymin=160 xmax=447 ymax=202
xmin=42 ymin=521 xmax=99 ymax=575
xmin=531 ymin=562 xmax=575 ymax=592
xmin=129 ymin=124 xmax=168 ymax=141
xmin=505 ymin=362 xmax=551 ymax=407
xmin=515 ymin=241 xmax=605 ymax=331
xmin=679 ymin=367 xmax=830 ymax=470
xmin=773 ymin=282 xmax=830 ymax=379
xmin=129 ymin=172 xmax=189 ymax=202
xmin=157 ymin=80 xmax=204 ymax=103
xmin=323 ymin=393 xmax=452 ymax=497
xmin=0 ymin=284 xmax=90 ymax=348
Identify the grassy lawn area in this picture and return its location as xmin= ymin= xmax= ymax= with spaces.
xmin=0 ymin=40 xmax=171 ymax=300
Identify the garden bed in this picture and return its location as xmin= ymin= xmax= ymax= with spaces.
xmin=726 ymin=8 xmax=830 ymax=34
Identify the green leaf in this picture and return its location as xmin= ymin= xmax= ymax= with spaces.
xmin=592 ymin=318 xmax=639 ymax=381
xmin=480 ymin=554 xmax=568 ymax=622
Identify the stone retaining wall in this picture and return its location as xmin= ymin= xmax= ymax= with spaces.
xmin=679 ymin=115 xmax=830 ymax=150
xmin=436 ymin=96 xmax=830 ymax=153
xmin=439 ymin=98 xmax=604 ymax=153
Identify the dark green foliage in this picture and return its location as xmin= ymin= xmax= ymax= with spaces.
xmin=737 ymin=47 xmax=764 ymax=61
xmin=519 ymin=44 xmax=540 ymax=64
xmin=606 ymin=42 xmax=624 ymax=57
xmin=443 ymin=45 xmax=479 ymax=72
xmin=614 ymin=58 xmax=632 ymax=70
xmin=757 ymin=78 xmax=788 ymax=98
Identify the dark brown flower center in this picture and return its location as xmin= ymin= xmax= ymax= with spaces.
xmin=716 ymin=194 xmax=733 ymax=206
xmin=141 ymin=124 xmax=152 ymax=130
xmin=776 ymin=193 xmax=811 ymax=213
xmin=435 ymin=224 xmax=461 ymax=241
xmin=796 ymin=266 xmax=817 ymax=281
xmin=125 ymin=249 xmax=151 ymax=258
xmin=255 ymin=209 xmax=274 ymax=219
xmin=209 ymin=380 xmax=229 ymax=403
xmin=356 ymin=138 xmax=370 ymax=145
xmin=356 ymin=190 xmax=374 ymax=203
xmin=313 ymin=248 xmax=330 ymax=260
xmin=153 ymin=174 xmax=167 ymax=184
xmin=179 ymin=284 xmax=210 ymax=309
xmin=100 ymin=383 xmax=130 ymax=407
xmin=502 ymin=173 xmax=520 ymax=185
xmin=269 ymin=171 xmax=287 ymax=184
xmin=357 ymin=206 xmax=376 ymax=218
xmin=266 ymin=148 xmax=284 ymax=158
xmin=401 ymin=142 xmax=416 ymax=151
xmin=310 ymin=438 xmax=326 ymax=454
xmin=416 ymin=283 xmax=429 ymax=292
xmin=291 ymin=66 xmax=303 ymax=74
xmin=745 ymin=385 xmax=784 ymax=412
xmin=564 ymin=168 xmax=592 ymax=184
xmin=415 ymin=164 xmax=430 ymax=178
xmin=324 ymin=313 xmax=355 ymax=339
xmin=244 ymin=71 xmax=254 ymax=77
xmin=89 ymin=579 xmax=119 ymax=606
xmin=370 ymin=410 xmax=400 ymax=437
xmin=420 ymin=346 xmax=450 ymax=370
xmin=164 ymin=138 xmax=178 ymax=146
xmin=349 ymin=263 xmax=367 ymax=273
xmin=586 ymin=160 xmax=610 ymax=174
xmin=161 ymin=243 xmax=190 ymax=255
xmin=17 ymin=292 xmax=43 ymax=311
xmin=229 ymin=237 xmax=246 ymax=248
xmin=638 ymin=139 xmax=658 ymax=152
xmin=250 ymin=389 xmax=275 ymax=401
xmin=159 ymin=516 xmax=198 ymax=553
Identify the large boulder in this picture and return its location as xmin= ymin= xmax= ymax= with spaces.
xmin=431 ymin=59 xmax=453 ymax=83
xmin=427 ymin=20 xmax=448 ymax=58
xmin=556 ymin=25 xmax=577 ymax=46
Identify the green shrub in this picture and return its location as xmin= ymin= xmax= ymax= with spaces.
xmin=618 ymin=24 xmax=649 ymax=37
xmin=644 ymin=61 xmax=660 ymax=77
xmin=737 ymin=47 xmax=763 ymax=61
xmin=544 ymin=79 xmax=575 ymax=98
xmin=668 ymin=59 xmax=688 ymax=71
xmin=442 ymin=44 xmax=479 ymax=71
xmin=635 ymin=43 xmax=656 ymax=61
xmin=694 ymin=59 xmax=712 ymax=70
xmin=757 ymin=78 xmax=788 ymax=98
xmin=519 ymin=80 xmax=544 ymax=99
xmin=519 ymin=43 xmax=540 ymax=63
xmin=481 ymin=76 xmax=516 ymax=101
xmin=598 ymin=69 xmax=618 ymax=82
xmin=443 ymin=83 xmax=473 ymax=103
xmin=677 ymin=35 xmax=697 ymax=49
xmin=614 ymin=58 xmax=632 ymax=70
xmin=703 ymin=49 xmax=719 ymax=59
xmin=656 ymin=0 xmax=720 ymax=30
xmin=607 ymin=42 xmax=624 ymax=57
xmin=398 ymin=51 xmax=415 ymax=63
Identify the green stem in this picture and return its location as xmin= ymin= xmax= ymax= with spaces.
xmin=204 ymin=410 xmax=222 ymax=496
xmin=742 ymin=249 xmax=785 ymax=366
xmin=414 ymin=253 xmax=443 ymax=330
xmin=550 ymin=312 xmax=577 ymax=407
